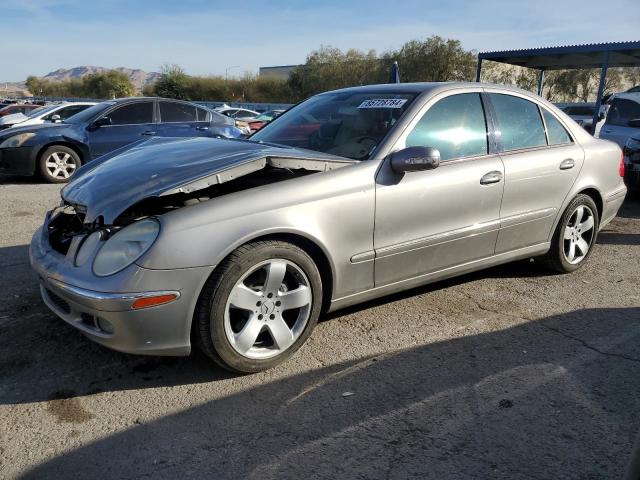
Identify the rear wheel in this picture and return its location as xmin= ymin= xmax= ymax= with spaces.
xmin=38 ymin=145 xmax=81 ymax=183
xmin=543 ymin=194 xmax=599 ymax=273
xmin=195 ymin=240 xmax=322 ymax=373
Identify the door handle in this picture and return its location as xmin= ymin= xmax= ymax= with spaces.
xmin=141 ymin=131 xmax=155 ymax=136
xmin=196 ymin=126 xmax=210 ymax=131
xmin=559 ymin=158 xmax=575 ymax=170
xmin=480 ymin=171 xmax=503 ymax=185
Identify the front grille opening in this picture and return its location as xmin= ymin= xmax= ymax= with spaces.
xmin=48 ymin=207 xmax=87 ymax=255
xmin=81 ymin=313 xmax=97 ymax=329
xmin=46 ymin=289 xmax=70 ymax=314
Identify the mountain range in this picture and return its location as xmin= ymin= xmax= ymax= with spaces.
xmin=2 ymin=66 xmax=161 ymax=96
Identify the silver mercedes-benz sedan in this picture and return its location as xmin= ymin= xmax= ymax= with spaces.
xmin=30 ymin=82 xmax=627 ymax=372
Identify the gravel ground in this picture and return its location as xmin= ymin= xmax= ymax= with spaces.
xmin=0 ymin=175 xmax=639 ymax=480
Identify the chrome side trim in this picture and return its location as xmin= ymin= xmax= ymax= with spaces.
xmin=375 ymin=219 xmax=500 ymax=259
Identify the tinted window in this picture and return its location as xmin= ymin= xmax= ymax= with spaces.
xmin=196 ymin=108 xmax=209 ymax=121
xmin=490 ymin=94 xmax=546 ymax=151
xmin=607 ymin=99 xmax=640 ymax=127
xmin=160 ymin=102 xmax=197 ymax=122
xmin=406 ymin=93 xmax=488 ymax=161
xmin=543 ymin=109 xmax=572 ymax=145
xmin=65 ymin=102 xmax=114 ymax=124
xmin=107 ymin=102 xmax=153 ymax=125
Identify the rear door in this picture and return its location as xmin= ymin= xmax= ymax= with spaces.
xmin=86 ymin=100 xmax=155 ymax=158
xmin=156 ymin=101 xmax=210 ymax=137
xmin=374 ymin=90 xmax=504 ymax=286
xmin=599 ymin=97 xmax=640 ymax=147
xmin=485 ymin=91 xmax=584 ymax=253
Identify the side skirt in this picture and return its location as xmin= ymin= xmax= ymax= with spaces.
xmin=328 ymin=242 xmax=550 ymax=313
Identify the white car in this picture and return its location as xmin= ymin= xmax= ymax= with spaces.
xmin=214 ymin=107 xmax=260 ymax=135
xmin=0 ymin=102 xmax=96 ymax=130
xmin=597 ymin=93 xmax=640 ymax=147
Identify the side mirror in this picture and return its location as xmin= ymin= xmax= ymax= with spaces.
xmin=93 ymin=116 xmax=112 ymax=128
xmin=598 ymin=111 xmax=606 ymax=121
xmin=389 ymin=146 xmax=441 ymax=173
xmin=629 ymin=118 xmax=640 ymax=128
xmin=50 ymin=114 xmax=61 ymax=123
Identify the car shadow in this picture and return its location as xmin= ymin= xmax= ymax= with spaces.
xmin=1 ymin=245 xmax=563 ymax=408
xmin=19 ymin=307 xmax=640 ymax=480
xmin=0 ymin=174 xmax=43 ymax=185
xmin=597 ymin=231 xmax=640 ymax=246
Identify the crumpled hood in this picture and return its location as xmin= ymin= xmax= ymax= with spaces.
xmin=61 ymin=136 xmax=351 ymax=223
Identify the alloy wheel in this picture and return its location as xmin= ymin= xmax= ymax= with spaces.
xmin=563 ymin=205 xmax=595 ymax=264
xmin=224 ymin=259 xmax=312 ymax=359
xmin=44 ymin=151 xmax=77 ymax=180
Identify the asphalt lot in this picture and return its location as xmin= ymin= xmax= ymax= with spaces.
xmin=0 ymin=175 xmax=638 ymax=480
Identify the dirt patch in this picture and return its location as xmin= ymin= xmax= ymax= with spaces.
xmin=46 ymin=390 xmax=94 ymax=424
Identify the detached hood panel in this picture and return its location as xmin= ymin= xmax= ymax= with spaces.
xmin=61 ymin=136 xmax=353 ymax=223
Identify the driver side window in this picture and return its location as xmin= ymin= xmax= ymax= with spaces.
xmin=406 ymin=93 xmax=488 ymax=161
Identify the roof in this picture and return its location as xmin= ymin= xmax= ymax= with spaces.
xmin=478 ymin=41 xmax=640 ymax=70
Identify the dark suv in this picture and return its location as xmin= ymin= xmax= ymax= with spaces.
xmin=0 ymin=97 xmax=242 ymax=183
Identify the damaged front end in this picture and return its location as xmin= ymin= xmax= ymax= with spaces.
xmin=50 ymin=141 xmax=354 ymax=259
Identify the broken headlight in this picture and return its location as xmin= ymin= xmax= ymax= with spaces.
xmin=93 ymin=218 xmax=160 ymax=277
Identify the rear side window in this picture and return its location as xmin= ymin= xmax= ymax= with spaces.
xmin=542 ymin=109 xmax=572 ymax=145
xmin=107 ymin=102 xmax=153 ymax=125
xmin=490 ymin=94 xmax=546 ymax=151
xmin=160 ymin=102 xmax=197 ymax=122
xmin=196 ymin=108 xmax=210 ymax=121
xmin=406 ymin=93 xmax=488 ymax=161
xmin=606 ymin=99 xmax=640 ymax=127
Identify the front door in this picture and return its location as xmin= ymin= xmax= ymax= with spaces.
xmin=87 ymin=100 xmax=155 ymax=158
xmin=374 ymin=91 xmax=504 ymax=286
xmin=484 ymin=91 xmax=584 ymax=253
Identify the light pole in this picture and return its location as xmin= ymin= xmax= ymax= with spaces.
xmin=225 ymin=65 xmax=240 ymax=82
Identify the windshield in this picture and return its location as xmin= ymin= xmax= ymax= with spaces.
xmin=64 ymin=102 xmax=114 ymax=124
xmin=250 ymin=91 xmax=417 ymax=160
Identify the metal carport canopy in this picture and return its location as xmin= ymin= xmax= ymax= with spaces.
xmin=476 ymin=41 xmax=640 ymax=132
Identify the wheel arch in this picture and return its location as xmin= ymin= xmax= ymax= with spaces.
xmin=35 ymin=141 xmax=87 ymax=165
xmin=188 ymin=231 xmax=336 ymax=351
xmin=575 ymin=187 xmax=603 ymax=220
xmin=216 ymin=232 xmax=335 ymax=313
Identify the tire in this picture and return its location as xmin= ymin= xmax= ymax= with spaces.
xmin=543 ymin=194 xmax=599 ymax=273
xmin=38 ymin=145 xmax=82 ymax=183
xmin=195 ymin=240 xmax=323 ymax=373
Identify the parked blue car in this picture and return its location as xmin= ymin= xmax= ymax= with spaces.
xmin=0 ymin=97 xmax=242 ymax=183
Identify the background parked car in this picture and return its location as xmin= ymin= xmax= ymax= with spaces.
xmin=597 ymin=93 xmax=640 ymax=147
xmin=0 ymin=103 xmax=40 ymax=117
xmin=242 ymin=109 xmax=285 ymax=132
xmin=0 ymin=102 xmax=95 ymax=130
xmin=0 ymin=97 xmax=242 ymax=183
xmin=215 ymin=106 xmax=261 ymax=135
xmin=559 ymin=103 xmax=597 ymax=132
xmin=623 ymin=133 xmax=640 ymax=192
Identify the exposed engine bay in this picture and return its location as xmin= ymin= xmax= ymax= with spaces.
xmin=47 ymin=155 xmax=352 ymax=256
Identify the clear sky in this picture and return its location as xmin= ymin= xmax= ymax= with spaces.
xmin=1 ymin=0 xmax=639 ymax=81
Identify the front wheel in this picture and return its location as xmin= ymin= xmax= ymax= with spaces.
xmin=38 ymin=145 xmax=82 ymax=183
xmin=195 ymin=240 xmax=323 ymax=373
xmin=543 ymin=194 xmax=599 ymax=273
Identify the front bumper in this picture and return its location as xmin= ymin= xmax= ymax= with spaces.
xmin=0 ymin=146 xmax=37 ymax=176
xmin=30 ymin=221 xmax=216 ymax=356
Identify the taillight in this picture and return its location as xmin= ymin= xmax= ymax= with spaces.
xmin=619 ymin=152 xmax=625 ymax=177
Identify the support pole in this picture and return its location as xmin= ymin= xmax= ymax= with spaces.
xmin=591 ymin=51 xmax=610 ymax=136
xmin=475 ymin=58 xmax=483 ymax=82
xmin=537 ymin=70 xmax=545 ymax=97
